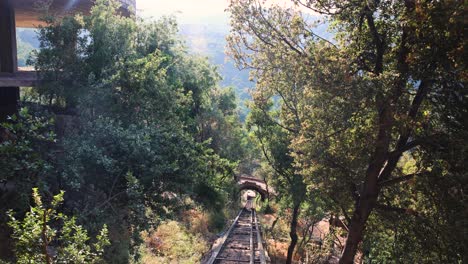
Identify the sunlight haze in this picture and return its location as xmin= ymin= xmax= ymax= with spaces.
xmin=136 ymin=0 xmax=316 ymax=25
xmin=137 ymin=0 xmax=230 ymax=24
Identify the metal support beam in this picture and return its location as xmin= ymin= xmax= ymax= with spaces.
xmin=0 ymin=0 xmax=19 ymax=122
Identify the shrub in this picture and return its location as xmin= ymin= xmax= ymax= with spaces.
xmin=7 ymin=188 xmax=109 ymax=264
xmin=142 ymin=221 xmax=207 ymax=263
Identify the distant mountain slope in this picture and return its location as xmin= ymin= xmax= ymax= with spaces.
xmin=179 ymin=22 xmax=332 ymax=103
xmin=17 ymin=28 xmax=40 ymax=67
xmin=16 ymin=25 xmax=253 ymax=98
xmin=180 ymin=24 xmax=253 ymax=101
xmin=16 ymin=22 xmax=331 ymax=122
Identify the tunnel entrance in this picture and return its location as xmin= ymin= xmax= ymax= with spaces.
xmin=237 ymin=176 xmax=269 ymax=202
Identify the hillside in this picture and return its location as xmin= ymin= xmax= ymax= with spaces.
xmin=4 ymin=1 xmax=465 ymax=263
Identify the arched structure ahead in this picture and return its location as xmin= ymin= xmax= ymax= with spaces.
xmin=237 ymin=176 xmax=271 ymax=201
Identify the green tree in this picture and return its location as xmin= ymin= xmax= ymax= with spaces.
xmin=7 ymin=188 xmax=109 ymax=264
xmin=0 ymin=108 xmax=55 ymax=209
xmin=0 ymin=108 xmax=56 ymax=257
xmin=19 ymin=1 xmax=245 ymax=262
xmin=228 ymin=0 xmax=466 ymax=262
xmin=247 ymin=97 xmax=306 ymax=263
xmin=198 ymin=87 xmax=248 ymax=163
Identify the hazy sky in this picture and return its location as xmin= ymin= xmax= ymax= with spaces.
xmin=135 ymin=0 xmax=325 ymax=56
xmin=136 ymin=0 xmax=315 ymax=25
xmin=137 ymin=0 xmax=230 ymax=25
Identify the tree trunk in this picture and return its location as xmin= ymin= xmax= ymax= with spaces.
xmin=42 ymin=210 xmax=52 ymax=264
xmin=339 ymin=182 xmax=379 ymax=264
xmin=286 ymin=202 xmax=300 ymax=264
xmin=339 ymin=79 xmax=428 ymax=264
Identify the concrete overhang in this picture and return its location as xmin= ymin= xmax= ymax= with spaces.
xmin=0 ymin=0 xmax=136 ymax=87
xmin=13 ymin=0 xmax=136 ymax=27
xmin=0 ymin=71 xmax=40 ymax=87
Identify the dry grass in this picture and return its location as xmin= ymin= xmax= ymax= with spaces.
xmin=140 ymin=220 xmax=208 ymax=264
xmin=181 ymin=209 xmax=211 ymax=236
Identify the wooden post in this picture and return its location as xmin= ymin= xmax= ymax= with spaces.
xmin=0 ymin=0 xmax=19 ymax=122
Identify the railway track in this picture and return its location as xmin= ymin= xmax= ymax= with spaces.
xmin=206 ymin=199 xmax=268 ymax=264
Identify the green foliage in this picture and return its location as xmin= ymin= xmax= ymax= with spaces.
xmin=31 ymin=13 xmax=86 ymax=107
xmin=0 ymin=108 xmax=55 ymax=211
xmin=207 ymin=210 xmax=227 ymax=231
xmin=228 ymin=0 xmax=466 ymax=262
xmin=0 ymin=1 xmax=249 ymax=262
xmin=7 ymin=188 xmax=109 ymax=263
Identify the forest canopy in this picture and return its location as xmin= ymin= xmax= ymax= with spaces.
xmin=0 ymin=0 xmax=466 ymax=263
xmin=1 ymin=1 xmax=250 ymax=262
xmin=227 ymin=0 xmax=466 ymax=263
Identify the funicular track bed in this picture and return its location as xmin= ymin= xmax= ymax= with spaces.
xmin=206 ymin=199 xmax=267 ymax=264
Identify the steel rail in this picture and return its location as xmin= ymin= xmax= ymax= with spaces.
xmin=206 ymin=199 xmax=267 ymax=264
xmin=206 ymin=208 xmax=244 ymax=264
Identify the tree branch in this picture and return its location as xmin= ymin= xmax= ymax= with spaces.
xmin=256 ymin=130 xmax=294 ymax=184
xmin=259 ymin=104 xmax=299 ymax=134
xmin=254 ymin=2 xmax=305 ymax=56
xmin=379 ymin=80 xmax=431 ymax=181
xmin=378 ymin=173 xmax=416 ymax=188
xmin=375 ymin=204 xmax=419 ymax=216
xmin=364 ymin=6 xmax=384 ymax=75
xmin=329 ymin=195 xmax=352 ymax=225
